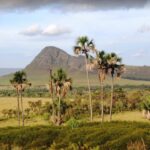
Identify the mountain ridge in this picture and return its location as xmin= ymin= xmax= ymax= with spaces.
xmin=25 ymin=46 xmax=85 ymax=73
xmin=25 ymin=46 xmax=150 ymax=81
xmin=0 ymin=46 xmax=150 ymax=86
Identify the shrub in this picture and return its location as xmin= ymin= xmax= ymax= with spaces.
xmin=127 ymin=139 xmax=147 ymax=150
xmin=43 ymin=113 xmax=50 ymax=121
xmin=66 ymin=118 xmax=80 ymax=129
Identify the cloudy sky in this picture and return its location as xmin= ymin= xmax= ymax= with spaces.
xmin=0 ymin=0 xmax=150 ymax=68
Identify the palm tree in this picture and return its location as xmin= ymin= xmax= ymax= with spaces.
xmin=106 ymin=53 xmax=125 ymax=121
xmin=95 ymin=50 xmax=108 ymax=122
xmin=10 ymin=81 xmax=21 ymax=127
xmin=51 ymin=68 xmax=72 ymax=125
xmin=10 ymin=71 xmax=31 ymax=126
xmin=20 ymin=82 xmax=31 ymax=126
xmin=49 ymin=68 xmax=56 ymax=123
xmin=74 ymin=36 xmax=95 ymax=122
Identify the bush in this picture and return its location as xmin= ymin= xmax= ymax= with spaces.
xmin=127 ymin=139 xmax=147 ymax=150
xmin=43 ymin=113 xmax=50 ymax=121
xmin=66 ymin=118 xmax=80 ymax=129
xmin=0 ymin=122 xmax=149 ymax=149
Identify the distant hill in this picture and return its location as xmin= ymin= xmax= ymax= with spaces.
xmin=0 ymin=68 xmax=21 ymax=77
xmin=1 ymin=46 xmax=150 ymax=86
xmin=25 ymin=46 xmax=85 ymax=73
xmin=123 ymin=65 xmax=150 ymax=81
xmin=25 ymin=46 xmax=150 ymax=80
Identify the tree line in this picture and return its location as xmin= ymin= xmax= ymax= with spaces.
xmin=74 ymin=36 xmax=125 ymax=122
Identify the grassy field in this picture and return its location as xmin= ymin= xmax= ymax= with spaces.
xmin=0 ymin=97 xmax=149 ymax=127
xmin=0 ymin=97 xmax=50 ymax=114
xmin=104 ymin=111 xmax=150 ymax=123
xmin=1 ymin=72 xmax=150 ymax=87
xmin=0 ymin=121 xmax=149 ymax=149
xmin=0 ymin=97 xmax=50 ymax=127
xmin=0 ymin=98 xmax=149 ymax=149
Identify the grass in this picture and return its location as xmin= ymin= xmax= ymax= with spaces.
xmin=0 ymin=121 xmax=149 ymax=149
xmin=0 ymin=97 xmax=50 ymax=115
xmin=0 ymin=97 xmax=50 ymax=127
xmin=1 ymin=72 xmax=150 ymax=87
xmin=105 ymin=111 xmax=150 ymax=123
xmin=0 ymin=97 xmax=149 ymax=127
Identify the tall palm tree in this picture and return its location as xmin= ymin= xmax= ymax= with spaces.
xmin=49 ymin=68 xmax=55 ymax=123
xmin=51 ymin=68 xmax=72 ymax=125
xmin=10 ymin=71 xmax=31 ymax=126
xmin=74 ymin=36 xmax=95 ymax=122
xmin=106 ymin=53 xmax=125 ymax=121
xmin=19 ymin=82 xmax=31 ymax=126
xmin=95 ymin=50 xmax=108 ymax=122
xmin=10 ymin=82 xmax=21 ymax=127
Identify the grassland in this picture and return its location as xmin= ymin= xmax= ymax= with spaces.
xmin=0 ymin=121 xmax=149 ymax=150
xmin=0 ymin=97 xmax=50 ymax=127
xmin=0 ymin=97 xmax=50 ymax=114
xmin=0 ymin=97 xmax=149 ymax=128
xmin=1 ymin=72 xmax=150 ymax=88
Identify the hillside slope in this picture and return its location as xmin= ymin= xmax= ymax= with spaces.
xmin=0 ymin=46 xmax=150 ymax=86
xmin=25 ymin=46 xmax=85 ymax=73
xmin=25 ymin=46 xmax=150 ymax=82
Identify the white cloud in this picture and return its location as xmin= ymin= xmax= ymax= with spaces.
xmin=20 ymin=24 xmax=42 ymax=36
xmin=20 ymin=24 xmax=71 ymax=37
xmin=138 ymin=24 xmax=150 ymax=33
xmin=133 ymin=50 xmax=145 ymax=57
xmin=42 ymin=24 xmax=71 ymax=36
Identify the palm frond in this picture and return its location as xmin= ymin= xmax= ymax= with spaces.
xmin=110 ymin=52 xmax=117 ymax=57
xmin=10 ymin=71 xmax=28 ymax=84
xmin=74 ymin=46 xmax=81 ymax=55
xmin=117 ymin=57 xmax=122 ymax=63
xmin=77 ymin=36 xmax=89 ymax=46
xmin=88 ymin=40 xmax=95 ymax=52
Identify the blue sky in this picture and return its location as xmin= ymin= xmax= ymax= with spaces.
xmin=0 ymin=0 xmax=150 ymax=68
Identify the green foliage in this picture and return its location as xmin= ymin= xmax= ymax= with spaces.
xmin=10 ymin=71 xmax=27 ymax=84
xmin=52 ymin=68 xmax=67 ymax=84
xmin=43 ymin=113 xmax=50 ymax=121
xmin=0 ymin=122 xmax=149 ymax=150
xmin=66 ymin=118 xmax=80 ymax=129
xmin=140 ymin=96 xmax=150 ymax=111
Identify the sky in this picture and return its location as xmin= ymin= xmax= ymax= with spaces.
xmin=0 ymin=0 xmax=150 ymax=68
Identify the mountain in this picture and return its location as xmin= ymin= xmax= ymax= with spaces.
xmin=123 ymin=65 xmax=150 ymax=81
xmin=1 ymin=46 xmax=150 ymax=86
xmin=25 ymin=46 xmax=150 ymax=80
xmin=22 ymin=46 xmax=87 ymax=86
xmin=25 ymin=46 xmax=85 ymax=73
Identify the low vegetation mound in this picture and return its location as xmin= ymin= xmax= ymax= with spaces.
xmin=0 ymin=121 xmax=149 ymax=150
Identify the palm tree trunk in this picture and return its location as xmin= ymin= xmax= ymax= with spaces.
xmin=100 ymin=80 xmax=104 ymax=122
xmin=20 ymin=90 xmax=24 ymax=126
xmin=110 ymin=77 xmax=114 ymax=121
xmin=17 ymin=91 xmax=20 ymax=127
xmin=50 ymin=70 xmax=55 ymax=122
xmin=85 ymin=57 xmax=93 ymax=122
xmin=51 ymin=94 xmax=55 ymax=121
xmin=51 ymin=91 xmax=55 ymax=124
xmin=58 ymin=95 xmax=61 ymax=125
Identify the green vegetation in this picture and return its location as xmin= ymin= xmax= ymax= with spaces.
xmin=0 ymin=37 xmax=150 ymax=149
xmin=74 ymin=36 xmax=95 ymax=121
xmin=50 ymin=68 xmax=72 ymax=125
xmin=0 ymin=122 xmax=149 ymax=150
xmin=0 ymin=87 xmax=150 ymax=127
xmin=10 ymin=71 xmax=31 ymax=127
